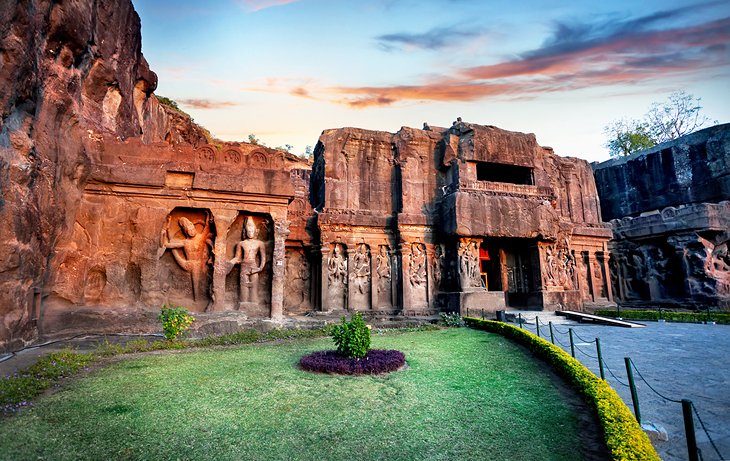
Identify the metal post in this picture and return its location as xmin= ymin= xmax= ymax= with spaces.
xmin=518 ymin=313 xmax=523 ymax=328
xmin=568 ymin=328 xmax=575 ymax=357
xmin=481 ymin=309 xmax=485 ymax=320
xmin=466 ymin=308 xmax=470 ymax=318
xmin=535 ymin=316 xmax=540 ymax=338
xmin=596 ymin=337 xmax=605 ymax=380
xmin=549 ymin=322 xmax=555 ymax=344
xmin=625 ymin=357 xmax=641 ymax=423
xmin=682 ymin=399 xmax=699 ymax=461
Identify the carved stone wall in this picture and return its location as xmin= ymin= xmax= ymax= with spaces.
xmin=594 ymin=125 xmax=730 ymax=311
xmin=312 ymin=121 xmax=613 ymax=314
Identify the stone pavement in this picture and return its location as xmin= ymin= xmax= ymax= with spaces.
xmin=516 ymin=314 xmax=730 ymax=461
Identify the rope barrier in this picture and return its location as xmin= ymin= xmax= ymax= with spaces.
xmin=574 ymin=344 xmax=598 ymax=359
xmin=571 ymin=330 xmax=597 ymax=344
xmin=601 ymin=359 xmax=630 ymax=387
xmin=552 ymin=333 xmax=570 ymax=348
xmin=630 ymin=361 xmax=682 ymax=404
xmin=692 ymin=403 xmax=726 ymax=461
xmin=552 ymin=324 xmax=570 ymax=335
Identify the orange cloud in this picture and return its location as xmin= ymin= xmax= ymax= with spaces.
xmin=178 ymin=99 xmax=239 ymax=109
xmin=290 ymin=12 xmax=730 ymax=108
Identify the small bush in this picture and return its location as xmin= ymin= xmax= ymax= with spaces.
xmin=331 ymin=312 xmax=371 ymax=359
xmin=439 ymin=312 xmax=465 ymax=327
xmin=300 ymin=349 xmax=405 ymax=375
xmin=158 ymin=305 xmax=195 ymax=340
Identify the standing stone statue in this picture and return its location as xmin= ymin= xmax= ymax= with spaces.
xmin=376 ymin=245 xmax=391 ymax=291
xmin=231 ymin=217 xmax=267 ymax=305
xmin=159 ymin=213 xmax=213 ymax=301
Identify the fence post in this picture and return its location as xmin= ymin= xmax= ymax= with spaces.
xmin=518 ymin=313 xmax=523 ymax=328
xmin=549 ymin=322 xmax=555 ymax=344
xmin=481 ymin=309 xmax=485 ymax=320
xmin=466 ymin=308 xmax=469 ymax=318
xmin=596 ymin=337 xmax=605 ymax=380
xmin=535 ymin=316 xmax=540 ymax=338
xmin=682 ymin=399 xmax=700 ymax=461
xmin=625 ymin=357 xmax=641 ymax=423
xmin=568 ymin=328 xmax=575 ymax=357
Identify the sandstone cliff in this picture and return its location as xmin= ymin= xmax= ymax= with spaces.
xmin=0 ymin=0 xmax=208 ymax=350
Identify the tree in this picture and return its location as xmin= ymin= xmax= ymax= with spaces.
xmin=603 ymin=118 xmax=656 ymax=157
xmin=645 ymin=91 xmax=713 ymax=143
xmin=247 ymin=134 xmax=260 ymax=145
xmin=603 ymin=91 xmax=715 ymax=157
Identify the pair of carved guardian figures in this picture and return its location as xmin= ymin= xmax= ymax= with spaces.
xmin=159 ymin=213 xmax=267 ymax=307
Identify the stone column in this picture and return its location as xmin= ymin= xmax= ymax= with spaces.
xmin=319 ymin=243 xmax=332 ymax=312
xmin=586 ymin=252 xmax=598 ymax=302
xmin=599 ymin=251 xmax=614 ymax=302
xmin=270 ymin=218 xmax=289 ymax=320
xmin=210 ymin=209 xmax=239 ymax=312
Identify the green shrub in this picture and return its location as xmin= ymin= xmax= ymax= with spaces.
xmin=331 ymin=312 xmax=371 ymax=359
xmin=158 ymin=305 xmax=195 ymax=340
xmin=464 ymin=317 xmax=660 ymax=461
xmin=439 ymin=312 xmax=465 ymax=327
xmin=595 ymin=309 xmax=730 ymax=325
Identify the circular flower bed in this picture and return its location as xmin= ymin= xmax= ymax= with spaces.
xmin=300 ymin=349 xmax=405 ymax=375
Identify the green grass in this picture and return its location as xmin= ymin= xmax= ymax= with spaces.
xmin=0 ymin=329 xmax=593 ymax=461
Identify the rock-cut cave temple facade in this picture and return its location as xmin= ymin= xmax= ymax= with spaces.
xmin=37 ymin=121 xmax=615 ymax=343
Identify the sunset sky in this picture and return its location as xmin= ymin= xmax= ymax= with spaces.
xmin=134 ymin=0 xmax=730 ymax=162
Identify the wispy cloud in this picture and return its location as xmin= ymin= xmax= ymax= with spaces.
xmin=287 ymin=6 xmax=730 ymax=107
xmin=376 ymin=24 xmax=486 ymax=51
xmin=237 ymin=0 xmax=300 ymax=12
xmin=178 ymin=99 xmax=239 ymax=109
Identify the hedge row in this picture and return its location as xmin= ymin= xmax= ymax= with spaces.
xmin=595 ymin=309 xmax=730 ymax=325
xmin=464 ymin=317 xmax=660 ymax=461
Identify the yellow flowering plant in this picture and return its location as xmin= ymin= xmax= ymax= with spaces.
xmin=158 ymin=304 xmax=195 ymax=340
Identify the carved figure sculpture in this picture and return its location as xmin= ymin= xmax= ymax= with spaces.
xmin=376 ymin=245 xmax=391 ymax=291
xmin=159 ymin=213 xmax=213 ymax=301
xmin=231 ymin=217 xmax=267 ymax=304
xmin=410 ymin=243 xmax=427 ymax=286
xmin=328 ymin=243 xmax=347 ymax=285
xmin=458 ymin=240 xmax=483 ymax=288
xmin=433 ymin=244 xmax=445 ymax=289
xmin=352 ymin=244 xmax=371 ymax=294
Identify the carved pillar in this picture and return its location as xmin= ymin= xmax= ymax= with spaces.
xmin=210 ymin=209 xmax=238 ymax=312
xmin=599 ymin=251 xmax=614 ymax=302
xmin=320 ymin=243 xmax=332 ymax=312
xmin=270 ymin=218 xmax=289 ymax=320
xmin=586 ymin=252 xmax=599 ymax=302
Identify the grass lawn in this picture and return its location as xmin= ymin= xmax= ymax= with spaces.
xmin=0 ymin=328 xmax=596 ymax=461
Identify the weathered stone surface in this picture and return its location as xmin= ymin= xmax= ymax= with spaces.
xmin=312 ymin=121 xmax=613 ymax=315
xmin=594 ymin=124 xmax=730 ymax=220
xmin=594 ymin=125 xmax=730 ymax=311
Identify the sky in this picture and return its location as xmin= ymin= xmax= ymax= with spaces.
xmin=134 ymin=0 xmax=730 ymax=162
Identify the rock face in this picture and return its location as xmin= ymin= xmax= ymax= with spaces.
xmin=593 ymin=124 xmax=730 ymax=310
xmin=312 ymin=122 xmax=613 ymax=315
xmin=0 ymin=0 xmax=614 ymax=351
xmin=0 ymin=0 xmax=209 ymax=350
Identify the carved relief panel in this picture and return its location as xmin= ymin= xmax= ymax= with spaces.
xmin=350 ymin=243 xmax=371 ymax=310
xmin=224 ymin=214 xmax=272 ymax=316
xmin=327 ymin=243 xmax=348 ymax=309
xmin=284 ymin=248 xmax=311 ymax=315
xmin=458 ymin=239 xmax=483 ymax=290
xmin=375 ymin=245 xmax=393 ymax=309
xmin=158 ymin=208 xmax=215 ymax=309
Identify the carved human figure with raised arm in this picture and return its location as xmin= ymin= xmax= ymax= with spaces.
xmin=159 ymin=213 xmax=213 ymax=301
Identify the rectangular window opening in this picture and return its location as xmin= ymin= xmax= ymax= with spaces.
xmin=476 ymin=162 xmax=533 ymax=185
